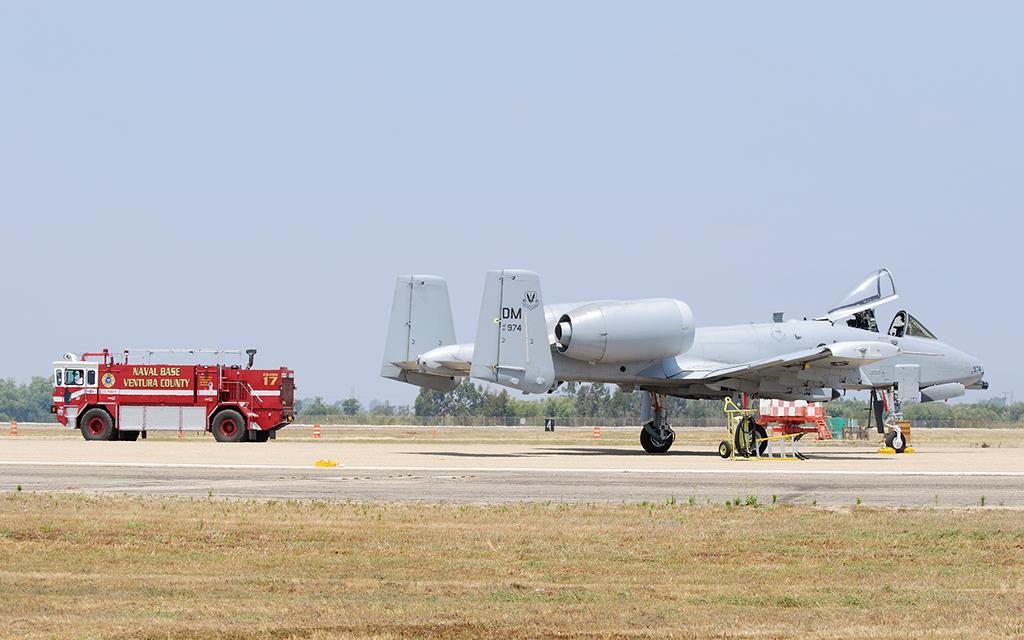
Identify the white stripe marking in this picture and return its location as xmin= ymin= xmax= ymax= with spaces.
xmin=0 ymin=460 xmax=1022 ymax=477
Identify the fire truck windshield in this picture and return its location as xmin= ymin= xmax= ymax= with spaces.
xmin=64 ymin=369 xmax=85 ymax=386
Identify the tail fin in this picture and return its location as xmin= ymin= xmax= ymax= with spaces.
xmin=381 ymin=275 xmax=461 ymax=392
xmin=470 ymin=269 xmax=555 ymax=394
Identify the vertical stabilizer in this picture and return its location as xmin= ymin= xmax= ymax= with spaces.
xmin=470 ymin=270 xmax=555 ymax=394
xmin=381 ymin=276 xmax=459 ymax=392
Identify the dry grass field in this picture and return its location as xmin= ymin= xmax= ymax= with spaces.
xmin=1 ymin=493 xmax=1022 ymax=639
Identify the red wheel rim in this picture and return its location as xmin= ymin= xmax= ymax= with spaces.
xmin=221 ymin=419 xmax=237 ymax=436
xmin=87 ymin=417 xmax=104 ymax=435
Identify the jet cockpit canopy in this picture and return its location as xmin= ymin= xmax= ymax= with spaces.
xmin=887 ymin=310 xmax=938 ymax=340
xmin=817 ymin=268 xmax=899 ymax=324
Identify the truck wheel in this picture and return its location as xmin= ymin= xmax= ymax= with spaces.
xmin=81 ymin=409 xmax=114 ymax=441
xmin=117 ymin=430 xmax=140 ymax=441
xmin=248 ymin=430 xmax=271 ymax=443
xmin=212 ymin=410 xmax=247 ymax=443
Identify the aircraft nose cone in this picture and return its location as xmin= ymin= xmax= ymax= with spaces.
xmin=964 ymin=354 xmax=984 ymax=384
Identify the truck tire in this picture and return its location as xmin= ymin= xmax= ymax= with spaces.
xmin=248 ymin=430 xmax=271 ymax=443
xmin=81 ymin=409 xmax=115 ymax=441
xmin=117 ymin=430 xmax=140 ymax=441
xmin=212 ymin=410 xmax=247 ymax=443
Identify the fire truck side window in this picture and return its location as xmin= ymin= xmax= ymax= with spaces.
xmin=87 ymin=370 xmax=96 ymax=386
xmin=55 ymin=369 xmax=62 ymax=386
xmin=65 ymin=369 xmax=85 ymax=386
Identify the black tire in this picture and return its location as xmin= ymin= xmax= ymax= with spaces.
xmin=719 ymin=440 xmax=733 ymax=459
xmin=117 ymin=430 xmax=140 ymax=441
xmin=734 ymin=418 xmax=769 ymax=457
xmin=640 ymin=426 xmax=675 ymax=453
xmin=211 ymin=409 xmax=247 ymax=443
xmin=248 ymin=430 xmax=271 ymax=443
xmin=884 ymin=430 xmax=907 ymax=453
xmin=733 ymin=416 xmax=755 ymax=457
xmin=754 ymin=426 xmax=768 ymax=456
xmin=81 ymin=409 xmax=115 ymax=441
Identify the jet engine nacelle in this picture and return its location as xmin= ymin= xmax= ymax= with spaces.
xmin=554 ymin=299 xmax=695 ymax=364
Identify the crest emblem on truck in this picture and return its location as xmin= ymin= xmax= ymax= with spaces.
xmin=101 ymin=373 xmax=116 ymax=388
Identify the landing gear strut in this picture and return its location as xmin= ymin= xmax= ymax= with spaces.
xmin=871 ymin=388 xmax=910 ymax=453
xmin=640 ymin=392 xmax=675 ymax=453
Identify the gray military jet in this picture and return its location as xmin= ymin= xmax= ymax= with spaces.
xmin=382 ymin=269 xmax=986 ymax=453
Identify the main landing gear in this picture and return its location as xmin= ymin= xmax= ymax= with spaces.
xmin=640 ymin=392 xmax=675 ymax=453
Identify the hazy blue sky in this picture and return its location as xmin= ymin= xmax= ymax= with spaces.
xmin=2 ymin=3 xmax=1020 ymax=405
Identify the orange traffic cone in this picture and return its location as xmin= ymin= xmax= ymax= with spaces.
xmin=593 ymin=425 xmax=601 ymax=440
xmin=313 ymin=424 xmax=321 ymax=439
xmin=9 ymin=420 xmax=16 ymax=437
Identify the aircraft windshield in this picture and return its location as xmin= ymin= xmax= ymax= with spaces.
xmin=826 ymin=268 xmax=898 ymax=317
xmin=888 ymin=310 xmax=938 ymax=340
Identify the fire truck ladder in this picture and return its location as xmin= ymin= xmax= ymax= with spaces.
xmin=123 ymin=348 xmax=248 ymax=364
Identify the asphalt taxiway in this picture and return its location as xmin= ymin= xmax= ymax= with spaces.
xmin=2 ymin=439 xmax=1022 ymax=506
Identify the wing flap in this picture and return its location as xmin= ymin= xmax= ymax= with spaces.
xmin=676 ymin=341 xmax=900 ymax=383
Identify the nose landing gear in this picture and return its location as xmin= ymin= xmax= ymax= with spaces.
xmin=871 ymin=388 xmax=914 ymax=454
xmin=883 ymin=427 xmax=908 ymax=453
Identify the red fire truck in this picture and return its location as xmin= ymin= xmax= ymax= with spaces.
xmin=51 ymin=349 xmax=295 ymax=442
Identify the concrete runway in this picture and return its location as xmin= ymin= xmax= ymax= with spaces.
xmin=2 ymin=439 xmax=1022 ymax=506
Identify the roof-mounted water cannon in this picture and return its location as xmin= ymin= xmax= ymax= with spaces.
xmin=246 ymin=349 xmax=258 ymax=369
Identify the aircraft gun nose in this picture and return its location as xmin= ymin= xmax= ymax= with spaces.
xmin=964 ymin=355 xmax=984 ymax=385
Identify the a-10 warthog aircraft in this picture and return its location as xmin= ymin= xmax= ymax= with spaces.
xmin=382 ymin=268 xmax=986 ymax=453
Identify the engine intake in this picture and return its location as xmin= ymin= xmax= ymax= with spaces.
xmin=553 ymin=299 xmax=694 ymax=363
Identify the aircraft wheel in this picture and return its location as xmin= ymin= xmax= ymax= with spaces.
xmin=640 ymin=426 xmax=675 ymax=453
xmin=718 ymin=440 xmax=733 ymax=459
xmin=81 ymin=409 xmax=115 ymax=441
xmin=884 ymin=430 xmax=907 ymax=453
xmin=117 ymin=430 xmax=140 ymax=441
xmin=212 ymin=410 xmax=247 ymax=443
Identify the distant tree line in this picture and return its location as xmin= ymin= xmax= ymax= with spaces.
xmin=4 ymin=374 xmax=1021 ymax=424
xmin=0 ymin=377 xmax=56 ymax=422
xmin=295 ymin=396 xmax=416 ymax=417
xmin=409 ymin=383 xmax=725 ymax=420
xmin=825 ymin=397 xmax=1024 ymax=423
xmin=301 ymin=382 xmax=771 ymax=421
xmin=299 ymin=381 xmax=1024 ymax=424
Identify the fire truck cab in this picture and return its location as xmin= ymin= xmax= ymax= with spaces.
xmin=51 ymin=348 xmax=295 ymax=442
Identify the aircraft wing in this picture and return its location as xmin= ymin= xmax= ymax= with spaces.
xmin=674 ymin=341 xmax=901 ymax=384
